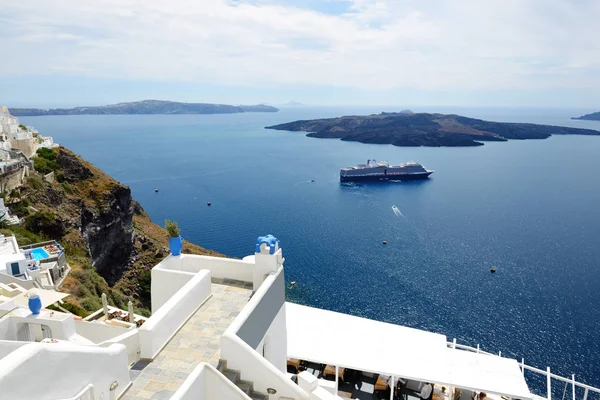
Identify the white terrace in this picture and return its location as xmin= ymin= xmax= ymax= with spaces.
xmin=0 ymin=235 xmax=598 ymax=400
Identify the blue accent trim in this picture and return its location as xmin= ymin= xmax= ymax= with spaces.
xmin=255 ymin=234 xmax=280 ymax=254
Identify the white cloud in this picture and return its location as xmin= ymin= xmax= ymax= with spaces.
xmin=1 ymin=0 xmax=599 ymax=91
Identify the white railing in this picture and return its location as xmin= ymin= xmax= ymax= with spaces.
xmin=448 ymin=340 xmax=600 ymax=400
xmin=58 ymin=384 xmax=95 ymax=400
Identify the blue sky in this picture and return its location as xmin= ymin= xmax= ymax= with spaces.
xmin=1 ymin=0 xmax=599 ymax=108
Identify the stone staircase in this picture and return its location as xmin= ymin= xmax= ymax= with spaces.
xmin=217 ymin=359 xmax=269 ymax=400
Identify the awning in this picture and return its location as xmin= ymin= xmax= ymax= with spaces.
xmin=285 ymin=303 xmax=532 ymax=399
xmin=14 ymin=289 xmax=69 ymax=308
xmin=447 ymin=348 xmax=531 ymax=399
xmin=286 ymin=303 xmax=451 ymax=384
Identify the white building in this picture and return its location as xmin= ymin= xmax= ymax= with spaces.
xmin=0 ymin=235 xmax=597 ymax=400
xmin=0 ymin=106 xmax=57 ymax=158
xmin=0 ymin=235 xmax=67 ymax=290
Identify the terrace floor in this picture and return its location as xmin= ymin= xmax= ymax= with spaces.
xmin=123 ymin=279 xmax=253 ymax=400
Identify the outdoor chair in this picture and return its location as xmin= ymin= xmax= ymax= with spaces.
xmin=323 ymin=365 xmax=345 ymax=381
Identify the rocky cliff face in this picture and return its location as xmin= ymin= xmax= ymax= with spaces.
xmin=81 ymin=184 xmax=135 ymax=285
xmin=13 ymin=146 xmax=223 ymax=314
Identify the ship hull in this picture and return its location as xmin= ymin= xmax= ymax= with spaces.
xmin=340 ymin=171 xmax=433 ymax=182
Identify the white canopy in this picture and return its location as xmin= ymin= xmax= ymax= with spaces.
xmin=447 ymin=349 xmax=531 ymax=399
xmin=286 ymin=303 xmax=450 ymax=383
xmin=14 ymin=289 xmax=69 ymax=308
xmin=285 ymin=303 xmax=532 ymax=400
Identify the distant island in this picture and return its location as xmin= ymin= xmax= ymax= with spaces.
xmin=283 ymin=101 xmax=304 ymax=106
xmin=10 ymin=100 xmax=279 ymax=116
xmin=572 ymin=111 xmax=600 ymax=121
xmin=266 ymin=112 xmax=600 ymax=147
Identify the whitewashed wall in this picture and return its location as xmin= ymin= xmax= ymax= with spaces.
xmin=0 ymin=339 xmax=27 ymax=360
xmin=170 ymin=363 xmax=251 ymax=400
xmin=139 ymin=270 xmax=211 ymax=359
xmin=99 ymin=329 xmax=141 ymax=366
xmin=0 ymin=317 xmax=14 ymax=340
xmin=221 ymin=268 xmax=308 ymax=400
xmin=0 ymin=273 xmax=34 ymax=289
xmin=160 ymin=254 xmax=254 ymax=283
xmin=74 ymin=320 xmax=130 ymax=344
xmin=0 ymin=342 xmax=130 ymax=400
xmin=151 ymin=266 xmax=196 ymax=313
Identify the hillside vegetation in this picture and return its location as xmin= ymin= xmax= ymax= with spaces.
xmin=2 ymin=146 xmax=223 ymax=316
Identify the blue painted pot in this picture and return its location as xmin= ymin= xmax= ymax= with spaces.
xmin=28 ymin=295 xmax=42 ymax=315
xmin=169 ymin=236 xmax=183 ymax=256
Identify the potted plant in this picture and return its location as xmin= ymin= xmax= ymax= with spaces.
xmin=165 ymin=219 xmax=182 ymax=256
xmin=27 ymin=289 xmax=42 ymax=315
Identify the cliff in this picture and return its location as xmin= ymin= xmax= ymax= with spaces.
xmin=10 ymin=100 xmax=279 ymax=116
xmin=2 ymin=147 xmax=223 ymax=316
xmin=266 ymin=112 xmax=600 ymax=147
xmin=572 ymin=112 xmax=600 ymax=121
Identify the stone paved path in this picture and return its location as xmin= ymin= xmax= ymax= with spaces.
xmin=122 ymin=280 xmax=252 ymax=400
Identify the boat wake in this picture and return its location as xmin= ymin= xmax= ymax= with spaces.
xmin=392 ymin=205 xmax=404 ymax=218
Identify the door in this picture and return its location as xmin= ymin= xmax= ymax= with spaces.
xmin=10 ymin=262 xmax=19 ymax=276
xmin=41 ymin=325 xmax=52 ymax=340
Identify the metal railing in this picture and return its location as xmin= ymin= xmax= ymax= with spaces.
xmin=58 ymin=384 xmax=95 ymax=400
xmin=449 ymin=339 xmax=600 ymax=400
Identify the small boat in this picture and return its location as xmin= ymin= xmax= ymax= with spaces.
xmin=154 ymin=189 xmax=159 ymax=192
xmin=207 ymin=202 xmax=212 ymax=206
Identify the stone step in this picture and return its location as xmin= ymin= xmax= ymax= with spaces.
xmin=249 ymin=391 xmax=268 ymax=400
xmin=217 ymin=359 xmax=227 ymax=372
xmin=236 ymin=379 xmax=253 ymax=394
xmin=223 ymin=369 xmax=241 ymax=384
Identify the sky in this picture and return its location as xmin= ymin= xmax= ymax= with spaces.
xmin=1 ymin=0 xmax=599 ymax=108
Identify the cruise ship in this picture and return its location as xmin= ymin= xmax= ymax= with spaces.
xmin=340 ymin=160 xmax=433 ymax=182
xmin=0 ymin=235 xmax=598 ymax=400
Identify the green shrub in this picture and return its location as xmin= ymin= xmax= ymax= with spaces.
xmin=165 ymin=219 xmax=180 ymax=238
xmin=0 ymin=226 xmax=46 ymax=245
xmin=18 ymin=124 xmax=27 ymax=131
xmin=56 ymin=171 xmax=66 ymax=183
xmin=34 ymin=148 xmax=60 ymax=175
xmin=48 ymin=302 xmax=89 ymax=318
xmin=34 ymin=157 xmax=59 ymax=175
xmin=61 ymin=181 xmax=73 ymax=194
xmin=36 ymin=147 xmax=57 ymax=161
xmin=9 ymin=199 xmax=30 ymax=217
xmin=25 ymin=211 xmax=66 ymax=238
xmin=140 ymin=270 xmax=152 ymax=301
xmin=80 ymin=297 xmax=102 ymax=312
xmin=27 ymin=176 xmax=44 ymax=190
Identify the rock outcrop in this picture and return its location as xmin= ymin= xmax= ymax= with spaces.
xmin=81 ymin=184 xmax=135 ymax=285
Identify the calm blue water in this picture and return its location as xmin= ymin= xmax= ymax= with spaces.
xmin=21 ymin=107 xmax=600 ymax=389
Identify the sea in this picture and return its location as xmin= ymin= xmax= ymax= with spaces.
xmin=20 ymin=106 xmax=600 ymax=392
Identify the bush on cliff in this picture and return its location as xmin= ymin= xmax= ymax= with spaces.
xmin=25 ymin=211 xmax=66 ymax=238
xmin=34 ymin=148 xmax=60 ymax=175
